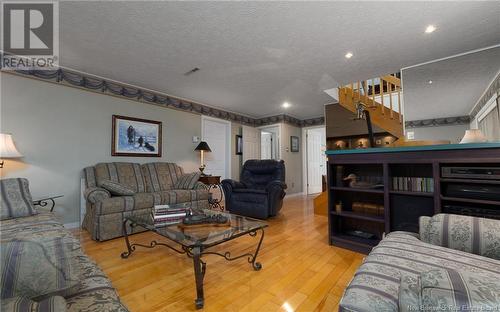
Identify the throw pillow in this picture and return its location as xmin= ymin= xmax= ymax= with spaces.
xmin=1 ymin=296 xmax=67 ymax=312
xmin=425 ymin=213 xmax=500 ymax=260
xmin=98 ymin=180 xmax=135 ymax=196
xmin=174 ymin=172 xmax=201 ymax=190
xmin=0 ymin=178 xmax=37 ymax=221
xmin=0 ymin=239 xmax=79 ymax=300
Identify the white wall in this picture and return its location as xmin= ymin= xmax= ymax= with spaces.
xmin=406 ymin=124 xmax=469 ymax=143
xmin=280 ymin=123 xmax=302 ymax=194
xmin=1 ymin=73 xmax=202 ymax=224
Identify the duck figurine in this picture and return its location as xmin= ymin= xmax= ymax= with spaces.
xmin=343 ymin=174 xmax=384 ymax=189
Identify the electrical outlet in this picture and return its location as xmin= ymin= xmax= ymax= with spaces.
xmin=192 ymin=136 xmax=200 ymax=143
xmin=291 ymin=182 xmax=295 ymax=188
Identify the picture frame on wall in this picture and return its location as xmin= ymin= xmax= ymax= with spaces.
xmin=290 ymin=136 xmax=299 ymax=152
xmin=235 ymin=135 xmax=243 ymax=155
xmin=112 ymin=115 xmax=162 ymax=157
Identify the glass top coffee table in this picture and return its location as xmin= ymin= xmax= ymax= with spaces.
xmin=120 ymin=209 xmax=267 ymax=309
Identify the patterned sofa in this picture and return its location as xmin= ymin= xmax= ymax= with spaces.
xmin=1 ymin=178 xmax=128 ymax=311
xmin=339 ymin=213 xmax=500 ymax=312
xmin=83 ymin=162 xmax=209 ymax=241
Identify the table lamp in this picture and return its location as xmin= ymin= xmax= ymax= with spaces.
xmin=0 ymin=133 xmax=23 ymax=168
xmin=460 ymin=129 xmax=487 ymax=144
xmin=194 ymin=141 xmax=211 ymax=176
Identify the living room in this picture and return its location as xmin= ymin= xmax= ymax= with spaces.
xmin=1 ymin=1 xmax=499 ymax=312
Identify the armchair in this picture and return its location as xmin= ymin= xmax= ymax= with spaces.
xmin=221 ymin=159 xmax=287 ymax=219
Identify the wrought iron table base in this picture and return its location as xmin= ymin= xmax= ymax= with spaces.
xmin=206 ymin=184 xmax=224 ymax=211
xmin=120 ymin=219 xmax=264 ymax=309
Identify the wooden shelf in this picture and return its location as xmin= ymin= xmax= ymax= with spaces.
xmin=331 ymin=186 xmax=384 ymax=194
xmin=440 ymin=178 xmax=500 ymax=185
xmin=440 ymin=196 xmax=500 ymax=206
xmin=331 ymin=211 xmax=385 ymax=223
xmin=389 ymin=190 xmax=434 ymax=197
xmin=330 ymin=234 xmax=380 ymax=253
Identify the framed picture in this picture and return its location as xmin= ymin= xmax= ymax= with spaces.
xmin=235 ymin=135 xmax=242 ymax=155
xmin=290 ymin=136 xmax=299 ymax=152
xmin=112 ymin=115 xmax=162 ymax=157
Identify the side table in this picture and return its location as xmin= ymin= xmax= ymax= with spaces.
xmin=198 ymin=175 xmax=223 ymax=210
xmin=32 ymin=195 xmax=64 ymax=212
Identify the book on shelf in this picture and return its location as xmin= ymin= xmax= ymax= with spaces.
xmin=392 ymin=177 xmax=434 ymax=193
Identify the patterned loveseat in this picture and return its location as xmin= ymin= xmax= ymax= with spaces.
xmin=1 ymin=178 xmax=128 ymax=311
xmin=339 ymin=213 xmax=500 ymax=312
xmin=83 ymin=162 xmax=209 ymax=241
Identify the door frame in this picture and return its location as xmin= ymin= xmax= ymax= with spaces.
xmin=302 ymin=125 xmax=326 ymax=195
xmin=201 ymin=116 xmax=231 ymax=179
xmin=258 ymin=124 xmax=282 ymax=160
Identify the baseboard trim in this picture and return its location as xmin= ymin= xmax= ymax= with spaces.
xmin=64 ymin=222 xmax=80 ymax=229
xmin=286 ymin=192 xmax=305 ymax=198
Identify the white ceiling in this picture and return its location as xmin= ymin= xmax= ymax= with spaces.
xmin=403 ymin=47 xmax=500 ymax=121
xmin=59 ymin=1 xmax=500 ymax=119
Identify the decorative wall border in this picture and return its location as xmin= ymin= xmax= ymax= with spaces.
xmin=470 ymin=72 xmax=500 ymax=118
xmin=4 ymin=66 xmax=324 ymax=128
xmin=405 ymin=115 xmax=470 ymax=128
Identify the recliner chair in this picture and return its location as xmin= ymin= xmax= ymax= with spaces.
xmin=221 ymin=159 xmax=287 ymax=219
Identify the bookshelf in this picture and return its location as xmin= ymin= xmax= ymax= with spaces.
xmin=326 ymin=144 xmax=500 ymax=254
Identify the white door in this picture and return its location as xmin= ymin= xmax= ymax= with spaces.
xmin=261 ymin=132 xmax=273 ymax=159
xmin=307 ymin=127 xmax=326 ymax=194
xmin=202 ymin=117 xmax=230 ymax=179
xmin=242 ymin=125 xmax=260 ymax=163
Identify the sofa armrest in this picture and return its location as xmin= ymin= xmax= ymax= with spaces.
xmin=193 ymin=181 xmax=207 ymax=190
xmin=84 ymin=187 xmax=111 ymax=204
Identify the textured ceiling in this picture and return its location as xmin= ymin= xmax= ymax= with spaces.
xmin=59 ymin=1 xmax=500 ymax=119
xmin=403 ymin=47 xmax=500 ymax=121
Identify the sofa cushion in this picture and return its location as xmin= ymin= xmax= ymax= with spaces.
xmin=174 ymin=172 xmax=201 ymax=190
xmin=157 ymin=189 xmax=209 ymax=205
xmin=399 ymin=275 xmax=421 ymax=312
xmin=1 ymin=295 xmax=67 ymax=312
xmin=0 ymin=239 xmax=79 ymax=300
xmin=94 ymin=189 xmax=209 ymax=215
xmin=95 ymin=193 xmax=156 ymax=215
xmin=94 ymin=163 xmax=145 ymax=193
xmin=420 ymin=268 xmax=500 ymax=312
xmin=0 ymin=178 xmax=37 ymax=221
xmin=99 ymin=180 xmax=135 ymax=196
xmin=421 ymin=213 xmax=500 ymax=260
xmin=141 ymin=163 xmax=184 ymax=192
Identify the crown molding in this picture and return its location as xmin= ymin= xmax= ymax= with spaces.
xmin=470 ymin=71 xmax=500 ymax=118
xmin=405 ymin=115 xmax=470 ymax=128
xmin=3 ymin=67 xmax=325 ymax=128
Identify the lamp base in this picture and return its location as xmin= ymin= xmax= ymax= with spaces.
xmin=199 ymin=165 xmax=206 ymax=176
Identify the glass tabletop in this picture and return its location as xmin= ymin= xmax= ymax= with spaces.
xmin=126 ymin=209 xmax=267 ymax=248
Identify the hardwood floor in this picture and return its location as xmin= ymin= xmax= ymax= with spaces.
xmin=75 ymin=195 xmax=365 ymax=312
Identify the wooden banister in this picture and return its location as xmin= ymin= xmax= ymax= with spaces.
xmin=336 ymin=72 xmax=403 ymax=138
xmin=381 ymin=75 xmax=400 ymax=87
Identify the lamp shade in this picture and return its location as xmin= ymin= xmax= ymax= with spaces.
xmin=460 ymin=129 xmax=487 ymax=144
xmin=194 ymin=141 xmax=212 ymax=152
xmin=0 ymin=133 xmax=23 ymax=158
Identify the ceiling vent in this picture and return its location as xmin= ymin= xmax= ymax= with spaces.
xmin=184 ymin=67 xmax=200 ymax=76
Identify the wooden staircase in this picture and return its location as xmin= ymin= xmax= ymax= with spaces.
xmin=338 ymin=74 xmax=404 ymax=139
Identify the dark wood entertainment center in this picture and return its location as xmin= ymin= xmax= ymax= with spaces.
xmin=326 ymin=143 xmax=500 ymax=254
